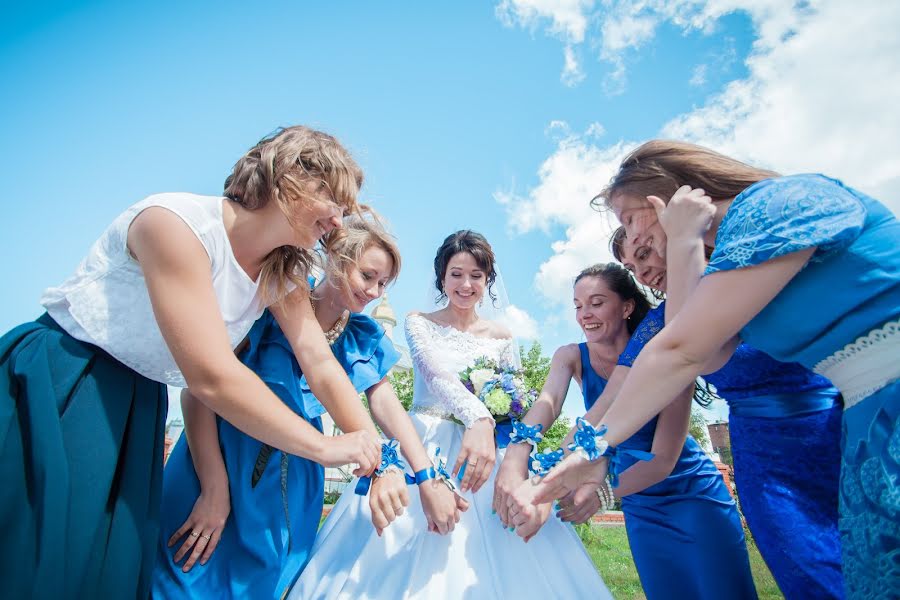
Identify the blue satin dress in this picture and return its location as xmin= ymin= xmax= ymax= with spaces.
xmin=704 ymin=342 xmax=843 ymax=599
xmin=152 ymin=310 xmax=400 ymax=600
xmin=704 ymin=173 xmax=900 ymax=599
xmin=580 ymin=327 xmax=757 ymax=600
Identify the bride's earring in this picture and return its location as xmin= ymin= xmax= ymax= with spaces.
xmin=479 ymin=297 xmax=484 ymax=307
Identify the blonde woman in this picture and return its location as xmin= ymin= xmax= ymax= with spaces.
xmin=0 ymin=126 xmax=382 ymax=599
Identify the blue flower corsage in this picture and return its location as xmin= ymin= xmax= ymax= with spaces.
xmin=529 ymin=448 xmax=564 ymax=478
xmin=508 ymin=419 xmax=544 ymax=448
xmin=566 ymin=417 xmax=654 ymax=487
xmin=355 ymin=438 xmax=408 ymax=496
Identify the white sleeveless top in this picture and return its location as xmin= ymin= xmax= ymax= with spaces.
xmin=41 ymin=193 xmax=266 ymax=386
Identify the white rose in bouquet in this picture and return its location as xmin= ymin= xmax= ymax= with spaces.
xmin=468 ymin=368 xmax=496 ymax=396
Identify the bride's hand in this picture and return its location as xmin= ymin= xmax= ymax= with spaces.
xmin=167 ymin=480 xmax=231 ymax=572
xmin=419 ymin=479 xmax=468 ymax=535
xmin=493 ymin=443 xmax=531 ymax=527
xmin=453 ymin=418 xmax=496 ymax=493
xmin=531 ymin=453 xmax=609 ymax=506
xmin=369 ymin=471 xmax=409 ymax=536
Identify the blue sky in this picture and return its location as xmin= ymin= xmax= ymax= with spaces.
xmin=3 ymin=1 xmax=897 ymax=425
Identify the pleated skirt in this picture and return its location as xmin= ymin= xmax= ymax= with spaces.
xmin=0 ymin=314 xmax=167 ymax=599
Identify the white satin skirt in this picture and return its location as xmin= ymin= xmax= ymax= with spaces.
xmin=287 ymin=412 xmax=612 ymax=600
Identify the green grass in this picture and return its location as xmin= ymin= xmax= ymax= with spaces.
xmin=575 ymin=524 xmax=784 ymax=600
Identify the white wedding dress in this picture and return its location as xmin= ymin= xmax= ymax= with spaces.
xmin=288 ymin=314 xmax=612 ymax=599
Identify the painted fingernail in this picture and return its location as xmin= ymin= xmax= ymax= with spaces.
xmin=509 ymin=526 xmax=515 ymax=532
xmin=491 ymin=509 xmax=496 ymax=515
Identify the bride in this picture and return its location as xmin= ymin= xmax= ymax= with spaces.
xmin=289 ymin=230 xmax=611 ymax=599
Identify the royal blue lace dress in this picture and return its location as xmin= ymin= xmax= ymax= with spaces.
xmin=152 ymin=310 xmax=399 ymax=600
xmin=704 ymin=342 xmax=843 ymax=599
xmin=580 ymin=322 xmax=757 ymax=600
xmin=704 ymin=173 xmax=900 ymax=599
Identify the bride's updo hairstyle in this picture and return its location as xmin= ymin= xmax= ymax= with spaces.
xmin=433 ymin=230 xmax=498 ymax=305
xmin=574 ymin=263 xmax=651 ymax=335
xmin=224 ymin=125 xmax=365 ymax=304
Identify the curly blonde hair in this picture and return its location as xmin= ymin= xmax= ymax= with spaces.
xmin=322 ymin=210 xmax=401 ymax=297
xmin=224 ymin=126 xmax=364 ymax=304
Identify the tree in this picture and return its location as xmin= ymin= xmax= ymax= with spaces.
xmin=388 ymin=370 xmax=414 ymax=411
xmin=519 ymin=342 xmax=571 ymax=451
xmin=689 ymin=408 xmax=710 ymax=449
xmin=520 ymin=342 xmax=551 ymax=393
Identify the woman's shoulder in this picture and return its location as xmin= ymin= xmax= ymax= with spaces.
xmin=478 ymin=319 xmax=513 ymax=341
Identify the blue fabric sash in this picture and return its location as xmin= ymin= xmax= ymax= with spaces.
xmin=727 ymin=388 xmax=840 ymax=418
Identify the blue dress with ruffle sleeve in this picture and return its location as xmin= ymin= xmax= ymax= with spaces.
xmin=704 ymin=342 xmax=844 ymax=599
xmin=580 ymin=308 xmax=757 ymax=600
xmin=152 ymin=310 xmax=400 ymax=600
xmin=704 ymin=174 xmax=900 ymax=598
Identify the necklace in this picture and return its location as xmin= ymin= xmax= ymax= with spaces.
xmin=311 ymin=297 xmax=350 ymax=346
xmin=588 ymin=346 xmax=614 ymax=380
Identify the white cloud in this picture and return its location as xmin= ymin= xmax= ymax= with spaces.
xmin=501 ymin=0 xmax=900 ymax=314
xmin=662 ymin=0 xmax=900 ymax=214
xmin=499 ymin=304 xmax=542 ymax=340
xmin=689 ymin=64 xmax=708 ymax=87
xmin=495 ymin=0 xmax=817 ymax=93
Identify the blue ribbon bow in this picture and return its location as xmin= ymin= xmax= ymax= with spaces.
xmin=566 ymin=418 xmax=655 ymax=488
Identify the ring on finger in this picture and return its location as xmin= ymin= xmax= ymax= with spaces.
xmin=201 ymin=534 xmax=212 ymax=540
xmin=189 ymin=531 xmax=200 ymax=538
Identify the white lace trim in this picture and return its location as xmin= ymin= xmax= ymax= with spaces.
xmin=813 ymin=318 xmax=900 ymax=409
xmin=405 ymin=314 xmax=516 ymax=429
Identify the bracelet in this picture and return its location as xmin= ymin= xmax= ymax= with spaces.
xmin=354 ymin=439 xmax=408 ymax=496
xmin=508 ymin=419 xmax=544 ymax=448
xmin=528 ymin=448 xmax=564 ymax=479
xmin=566 ymin=417 xmax=611 ymax=461
xmin=566 ymin=418 xmax=655 ymax=488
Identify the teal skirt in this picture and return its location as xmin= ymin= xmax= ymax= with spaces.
xmin=0 ymin=314 xmax=167 ymax=599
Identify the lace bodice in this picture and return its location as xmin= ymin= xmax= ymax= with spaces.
xmin=404 ymin=313 xmax=518 ymax=428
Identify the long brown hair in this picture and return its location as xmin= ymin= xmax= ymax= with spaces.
xmin=592 ymin=140 xmax=778 ymax=211
xmin=224 ymin=126 xmax=364 ymax=304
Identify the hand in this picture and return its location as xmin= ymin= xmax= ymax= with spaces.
xmin=557 ymin=484 xmax=601 ymax=524
xmin=647 ymin=185 xmax=715 ymax=256
xmin=453 ymin=418 xmax=496 ymax=493
xmin=317 ymin=430 xmax=381 ymax=476
xmin=167 ymin=483 xmax=231 ymax=572
xmin=492 ymin=443 xmax=531 ymax=528
xmin=419 ymin=478 xmax=468 ymax=535
xmin=507 ymin=480 xmax=552 ymax=542
xmin=369 ymin=470 xmax=410 ymax=536
xmin=532 ymin=453 xmax=609 ymax=506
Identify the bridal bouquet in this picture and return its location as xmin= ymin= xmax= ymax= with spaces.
xmin=460 ymin=357 xmax=536 ymax=422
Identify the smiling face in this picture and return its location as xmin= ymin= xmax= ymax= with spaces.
xmin=340 ymin=245 xmax=394 ymax=313
xmin=442 ymin=251 xmax=487 ymax=311
xmin=573 ymin=275 xmax=633 ymax=343
xmin=609 ymin=192 xmax=667 ymax=253
xmin=288 ymin=182 xmax=346 ymax=249
xmin=619 ymin=234 xmax=668 ymax=294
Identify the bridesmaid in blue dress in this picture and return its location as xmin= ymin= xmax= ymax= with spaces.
xmin=498 ymin=264 xmax=757 ymax=600
xmin=535 ymin=140 xmax=899 ymax=599
xmin=613 ymin=226 xmax=844 ymax=599
xmin=153 ymin=217 xmax=464 ymax=599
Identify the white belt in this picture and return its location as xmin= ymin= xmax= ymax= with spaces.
xmin=813 ymin=318 xmax=900 ymax=410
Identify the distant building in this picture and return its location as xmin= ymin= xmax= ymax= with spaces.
xmin=707 ymin=420 xmax=731 ymax=457
xmin=163 ymin=417 xmax=184 ymax=464
xmin=370 ymin=293 xmax=412 ymax=373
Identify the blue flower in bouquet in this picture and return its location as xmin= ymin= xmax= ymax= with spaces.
xmin=460 ymin=357 xmax=536 ymax=422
